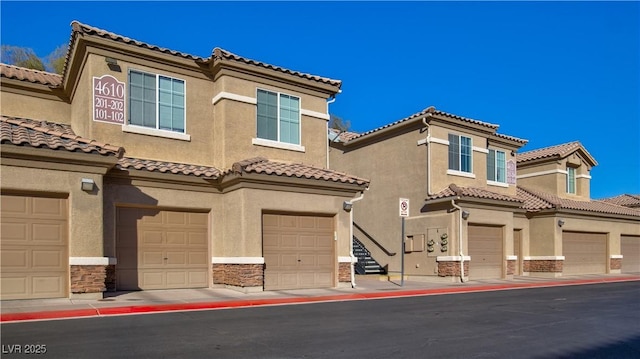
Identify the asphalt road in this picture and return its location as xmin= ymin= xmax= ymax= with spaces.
xmin=1 ymin=282 xmax=639 ymax=359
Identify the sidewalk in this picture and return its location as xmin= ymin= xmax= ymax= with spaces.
xmin=2 ymin=274 xmax=638 ymax=323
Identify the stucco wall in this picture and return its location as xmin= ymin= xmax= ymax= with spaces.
xmin=1 ymin=164 xmax=105 ymax=257
xmin=1 ymin=91 xmax=70 ymax=124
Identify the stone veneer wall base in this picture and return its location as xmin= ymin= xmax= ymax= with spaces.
xmin=70 ymin=265 xmax=107 ymax=294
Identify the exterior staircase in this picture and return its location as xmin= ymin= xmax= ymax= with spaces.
xmin=353 ymin=236 xmax=386 ymax=275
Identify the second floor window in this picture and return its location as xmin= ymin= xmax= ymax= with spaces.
xmin=487 ymin=149 xmax=506 ymax=183
xmin=448 ymin=134 xmax=472 ymax=173
xmin=257 ymin=89 xmax=300 ymax=145
xmin=566 ymin=167 xmax=576 ymax=194
xmin=129 ymin=70 xmax=185 ymax=133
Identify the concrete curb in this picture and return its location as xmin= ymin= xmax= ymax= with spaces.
xmin=2 ymin=276 xmax=638 ymax=323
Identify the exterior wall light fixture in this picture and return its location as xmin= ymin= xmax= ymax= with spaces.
xmin=81 ymin=178 xmax=95 ymax=192
xmin=105 ymin=57 xmax=118 ymax=65
xmin=343 ymin=201 xmax=353 ymax=212
xmin=461 ymin=210 xmax=470 ymax=220
xmin=558 ymin=219 xmax=565 ymax=227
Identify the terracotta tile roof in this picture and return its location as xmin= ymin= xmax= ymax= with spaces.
xmin=492 ymin=132 xmax=528 ymax=145
xmin=328 ymin=128 xmax=360 ymax=143
xmin=517 ymin=187 xmax=640 ymax=217
xmin=426 ymin=184 xmax=523 ymax=203
xmin=212 ymin=48 xmax=341 ymax=88
xmin=517 ymin=141 xmax=597 ymax=165
xmin=117 ymin=157 xmax=221 ymax=179
xmin=1 ymin=116 xmax=123 ymax=157
xmin=601 ymin=194 xmax=640 ymax=208
xmin=70 ymin=21 xmax=205 ymax=61
xmin=227 ymin=157 xmax=369 ymax=185
xmin=0 ymin=63 xmax=62 ymax=86
xmin=344 ymin=106 xmax=500 ymax=143
xmin=62 ymin=22 xmax=340 ymax=89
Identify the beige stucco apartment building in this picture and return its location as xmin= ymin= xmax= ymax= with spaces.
xmin=0 ymin=22 xmax=369 ymax=300
xmin=329 ymin=107 xmax=640 ymax=282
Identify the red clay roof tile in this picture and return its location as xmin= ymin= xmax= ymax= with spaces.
xmin=426 ymin=184 xmax=523 ymax=203
xmin=516 ymin=141 xmax=597 ymax=165
xmin=517 ymin=187 xmax=640 ymax=217
xmin=212 ymin=48 xmax=341 ymax=88
xmin=117 ymin=157 xmax=221 ymax=179
xmin=1 ymin=116 xmax=123 ymax=157
xmin=600 ymin=194 xmax=640 ymax=208
xmin=227 ymin=157 xmax=369 ymax=186
xmin=0 ymin=63 xmax=62 ymax=86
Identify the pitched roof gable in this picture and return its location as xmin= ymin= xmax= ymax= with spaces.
xmin=0 ymin=63 xmax=62 ymax=87
xmin=601 ymin=194 xmax=640 ymax=208
xmin=517 ymin=186 xmax=640 ymax=217
xmin=341 ymin=106 xmax=508 ymax=144
xmin=517 ymin=141 xmax=597 ymax=166
xmin=1 ymin=116 xmax=123 ymax=157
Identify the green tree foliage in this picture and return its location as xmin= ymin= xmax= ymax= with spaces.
xmin=46 ymin=44 xmax=67 ymax=74
xmin=1 ymin=44 xmax=67 ymax=74
xmin=1 ymin=45 xmax=45 ymax=71
xmin=329 ymin=114 xmax=351 ymax=132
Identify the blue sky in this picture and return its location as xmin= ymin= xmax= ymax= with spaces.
xmin=1 ymin=1 xmax=638 ymax=198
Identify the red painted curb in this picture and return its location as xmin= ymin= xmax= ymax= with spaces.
xmin=2 ymin=276 xmax=638 ymax=323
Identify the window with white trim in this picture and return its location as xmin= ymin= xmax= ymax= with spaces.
xmin=487 ymin=149 xmax=506 ymax=183
xmin=448 ymin=134 xmax=472 ymax=173
xmin=257 ymin=89 xmax=300 ymax=145
xmin=566 ymin=167 xmax=576 ymax=194
xmin=128 ymin=70 xmax=185 ymax=133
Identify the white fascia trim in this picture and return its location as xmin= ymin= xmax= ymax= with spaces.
xmin=610 ymin=255 xmax=623 ymax=259
xmin=69 ymin=257 xmax=117 ymax=265
xmin=436 ymin=256 xmax=471 ymax=262
xmin=447 ymin=169 xmax=477 ymax=179
xmin=487 ymin=180 xmax=509 ymax=188
xmin=300 ymin=109 xmax=330 ymax=120
xmin=517 ymin=169 xmax=565 ymax=179
xmin=252 ymin=138 xmax=305 ymax=152
xmin=338 ymin=256 xmax=355 ymax=263
xmin=506 ymin=255 xmax=518 ymax=261
xmin=212 ymin=91 xmax=257 ymax=105
xmin=473 ymin=146 xmax=489 ymax=154
xmin=212 ymin=257 xmax=265 ymax=264
xmin=122 ymin=124 xmax=191 ymax=141
xmin=523 ymin=256 xmax=565 ymax=261
xmin=576 ymin=174 xmax=592 ymax=179
xmin=429 ymin=137 xmax=450 ymax=146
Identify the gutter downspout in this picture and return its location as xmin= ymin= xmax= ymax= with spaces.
xmin=326 ymin=90 xmax=341 ymax=169
xmin=348 ymin=188 xmax=367 ymax=288
xmin=451 ymin=199 xmax=466 ymax=283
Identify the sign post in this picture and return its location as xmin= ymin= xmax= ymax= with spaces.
xmin=399 ymin=198 xmax=409 ymax=286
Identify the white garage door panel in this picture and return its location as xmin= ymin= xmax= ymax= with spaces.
xmin=563 ymin=232 xmax=606 ymax=275
xmin=621 ymin=236 xmax=640 ymax=273
xmin=116 ymin=208 xmax=208 ymax=290
xmin=263 ymin=214 xmax=335 ymax=290
xmin=0 ymin=195 xmax=68 ymax=300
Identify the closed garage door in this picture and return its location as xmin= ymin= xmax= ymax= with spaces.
xmin=621 ymin=235 xmax=640 ymax=273
xmin=563 ymin=231 xmax=606 ymax=275
xmin=468 ymin=225 xmax=503 ymax=280
xmin=1 ymin=194 xmax=68 ymax=300
xmin=263 ymin=214 xmax=335 ymax=290
xmin=116 ymin=208 xmax=208 ymax=290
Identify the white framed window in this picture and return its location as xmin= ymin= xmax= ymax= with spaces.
xmin=448 ymin=134 xmax=473 ymax=173
xmin=257 ymin=89 xmax=300 ymax=145
xmin=128 ymin=69 xmax=185 ymax=133
xmin=487 ymin=149 xmax=506 ymax=183
xmin=566 ymin=167 xmax=576 ymax=194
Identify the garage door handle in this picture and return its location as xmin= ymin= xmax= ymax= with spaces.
xmin=298 ymin=259 xmax=301 ymax=262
